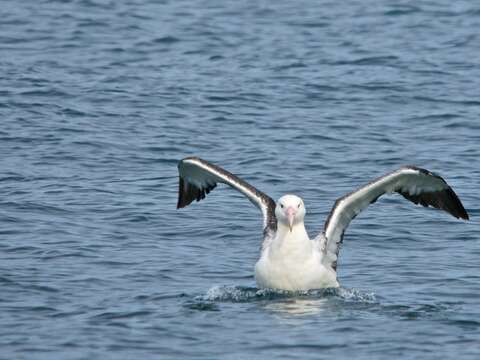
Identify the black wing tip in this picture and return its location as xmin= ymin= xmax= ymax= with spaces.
xmin=176 ymin=175 xmax=217 ymax=209
xmin=176 ymin=202 xmax=186 ymax=209
xmin=176 ymin=176 xmax=189 ymax=209
xmin=399 ymin=186 xmax=469 ymax=221
xmin=444 ymin=186 xmax=470 ymax=220
xmin=450 ymin=211 xmax=469 ymax=221
xmin=177 ymin=157 xmax=209 ymax=209
xmin=461 ymin=203 xmax=470 ymax=220
xmin=176 ymin=175 xmax=196 ymax=209
xmin=459 ymin=212 xmax=469 ymax=220
xmin=400 ymin=166 xmax=469 ymax=220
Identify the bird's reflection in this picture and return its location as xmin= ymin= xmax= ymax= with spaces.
xmin=262 ymin=297 xmax=329 ymax=316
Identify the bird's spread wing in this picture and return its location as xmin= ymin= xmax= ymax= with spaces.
xmin=320 ymin=166 xmax=469 ymax=271
xmin=177 ymin=157 xmax=277 ymax=235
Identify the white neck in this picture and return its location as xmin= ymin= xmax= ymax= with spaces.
xmin=266 ymin=220 xmax=311 ymax=261
xmin=276 ymin=221 xmax=309 ymax=242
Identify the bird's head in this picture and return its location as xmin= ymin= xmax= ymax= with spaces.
xmin=275 ymin=194 xmax=306 ymax=232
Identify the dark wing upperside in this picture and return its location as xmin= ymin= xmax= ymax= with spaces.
xmin=320 ymin=166 xmax=468 ymax=271
xmin=177 ymin=157 xmax=277 ymax=235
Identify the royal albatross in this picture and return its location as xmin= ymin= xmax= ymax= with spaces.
xmin=177 ymin=157 xmax=469 ymax=290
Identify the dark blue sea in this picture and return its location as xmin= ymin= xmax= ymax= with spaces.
xmin=1 ymin=1 xmax=479 ymax=359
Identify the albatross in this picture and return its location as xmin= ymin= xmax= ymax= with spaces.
xmin=176 ymin=157 xmax=469 ymax=290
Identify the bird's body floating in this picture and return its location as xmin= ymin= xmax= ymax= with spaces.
xmin=177 ymin=157 xmax=469 ymax=291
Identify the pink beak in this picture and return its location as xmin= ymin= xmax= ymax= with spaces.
xmin=286 ymin=206 xmax=296 ymax=232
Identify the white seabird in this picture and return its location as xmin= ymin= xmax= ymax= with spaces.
xmin=177 ymin=157 xmax=469 ymax=291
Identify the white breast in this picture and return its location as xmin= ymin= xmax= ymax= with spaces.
xmin=254 ymin=230 xmax=338 ymax=291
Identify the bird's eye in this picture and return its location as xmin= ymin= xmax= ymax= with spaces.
xmin=280 ymin=204 xmax=284 ymax=208
xmin=298 ymin=203 xmax=301 ymax=208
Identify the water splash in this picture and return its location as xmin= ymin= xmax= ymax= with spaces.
xmin=191 ymin=285 xmax=377 ymax=304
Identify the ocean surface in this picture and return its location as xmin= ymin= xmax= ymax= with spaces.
xmin=1 ymin=1 xmax=479 ymax=359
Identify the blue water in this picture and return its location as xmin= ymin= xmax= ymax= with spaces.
xmin=1 ymin=0 xmax=479 ymax=359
